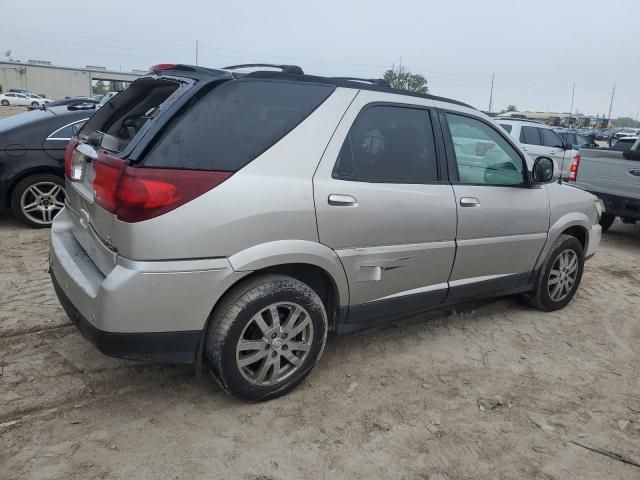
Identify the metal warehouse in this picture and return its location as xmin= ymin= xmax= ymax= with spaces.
xmin=0 ymin=60 xmax=143 ymax=100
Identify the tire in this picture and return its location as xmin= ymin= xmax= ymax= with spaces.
xmin=529 ymin=234 xmax=584 ymax=311
xmin=10 ymin=173 xmax=66 ymax=228
xmin=31 ymin=101 xmax=39 ymax=107
xmin=599 ymin=213 xmax=615 ymax=232
xmin=0 ymin=100 xmax=9 ymax=106
xmin=205 ymin=274 xmax=328 ymax=401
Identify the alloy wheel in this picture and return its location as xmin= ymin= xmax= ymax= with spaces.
xmin=235 ymin=302 xmax=314 ymax=386
xmin=20 ymin=181 xmax=66 ymax=225
xmin=547 ymin=249 xmax=579 ymax=302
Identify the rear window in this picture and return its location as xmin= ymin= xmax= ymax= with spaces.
xmin=144 ymin=80 xmax=334 ymax=171
xmin=520 ymin=126 xmax=541 ymax=145
xmin=612 ymin=138 xmax=636 ymax=151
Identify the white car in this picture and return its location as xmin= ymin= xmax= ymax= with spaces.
xmin=27 ymin=94 xmax=53 ymax=107
xmin=496 ymin=118 xmax=578 ymax=179
xmin=0 ymin=92 xmax=33 ymax=106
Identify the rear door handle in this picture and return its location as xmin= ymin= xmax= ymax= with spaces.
xmin=460 ymin=197 xmax=480 ymax=207
xmin=328 ymin=194 xmax=358 ymax=206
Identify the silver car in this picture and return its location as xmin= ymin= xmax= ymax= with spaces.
xmin=50 ymin=63 xmax=602 ymax=401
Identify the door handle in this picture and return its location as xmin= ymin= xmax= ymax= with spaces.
xmin=459 ymin=197 xmax=480 ymax=207
xmin=328 ymin=194 xmax=358 ymax=206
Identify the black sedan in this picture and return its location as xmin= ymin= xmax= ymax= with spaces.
xmin=0 ymin=106 xmax=95 ymax=227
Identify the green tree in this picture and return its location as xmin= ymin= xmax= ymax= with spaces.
xmin=505 ymin=104 xmax=518 ymax=112
xmin=383 ymin=64 xmax=428 ymax=93
xmin=614 ymin=116 xmax=640 ymax=128
xmin=93 ymin=80 xmax=108 ymax=96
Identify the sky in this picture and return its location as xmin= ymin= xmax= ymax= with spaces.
xmin=1 ymin=0 xmax=639 ymax=118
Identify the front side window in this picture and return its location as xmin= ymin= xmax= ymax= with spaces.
xmin=333 ymin=105 xmax=438 ymax=183
xmin=446 ymin=113 xmax=526 ymax=186
xmin=539 ymin=128 xmax=563 ymax=148
xmin=520 ymin=126 xmax=541 ymax=145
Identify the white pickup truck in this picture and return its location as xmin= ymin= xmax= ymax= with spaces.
xmin=570 ymin=137 xmax=640 ymax=231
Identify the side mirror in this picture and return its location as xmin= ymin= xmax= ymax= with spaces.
xmin=532 ymin=156 xmax=558 ymax=184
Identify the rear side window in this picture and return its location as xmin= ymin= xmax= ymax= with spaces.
xmin=520 ymin=126 xmax=541 ymax=145
xmin=539 ymin=128 xmax=563 ymax=147
xmin=499 ymin=123 xmax=512 ymax=133
xmin=144 ymin=80 xmax=334 ymax=171
xmin=332 ymin=105 xmax=438 ymax=183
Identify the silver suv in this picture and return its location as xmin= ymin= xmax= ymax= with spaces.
xmin=50 ymin=63 xmax=602 ymax=401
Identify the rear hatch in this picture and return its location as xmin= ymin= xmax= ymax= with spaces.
xmin=63 ymin=65 xmax=335 ymax=269
xmin=64 ymin=66 xmax=232 ymax=273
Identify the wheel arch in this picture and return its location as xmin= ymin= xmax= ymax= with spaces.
xmin=535 ymin=213 xmax=591 ymax=271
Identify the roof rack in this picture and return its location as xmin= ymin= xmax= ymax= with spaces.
xmin=223 ymin=63 xmax=304 ymax=74
xmin=494 ymin=116 xmax=545 ymax=125
xmin=330 ymin=77 xmax=390 ymax=87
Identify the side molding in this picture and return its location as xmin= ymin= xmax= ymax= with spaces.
xmin=228 ymin=240 xmax=350 ymax=306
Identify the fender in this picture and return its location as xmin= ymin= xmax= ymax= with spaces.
xmin=534 ymin=212 xmax=591 ymax=271
xmin=228 ymin=239 xmax=350 ymax=307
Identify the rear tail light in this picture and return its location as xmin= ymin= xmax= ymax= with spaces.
xmin=91 ymin=151 xmax=232 ymax=222
xmin=64 ymin=140 xmax=79 ymax=179
xmin=568 ymin=154 xmax=580 ymax=182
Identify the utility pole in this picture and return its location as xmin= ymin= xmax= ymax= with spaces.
xmin=488 ymin=73 xmax=494 ymax=114
xmin=568 ymin=83 xmax=575 ymax=128
xmin=195 ymin=40 xmax=199 ymax=66
xmin=606 ymin=84 xmax=615 ymax=127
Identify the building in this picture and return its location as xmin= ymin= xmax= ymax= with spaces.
xmin=0 ymin=60 xmax=143 ymax=100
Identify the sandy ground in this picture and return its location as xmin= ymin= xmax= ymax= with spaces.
xmin=0 ymin=215 xmax=639 ymax=480
xmin=0 ymin=106 xmax=29 ymax=119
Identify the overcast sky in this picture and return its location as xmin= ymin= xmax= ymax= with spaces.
xmin=2 ymin=0 xmax=639 ymax=117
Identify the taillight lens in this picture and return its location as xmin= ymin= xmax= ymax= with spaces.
xmin=568 ymin=154 xmax=580 ymax=182
xmin=64 ymin=140 xmax=79 ymax=179
xmin=91 ymin=151 xmax=232 ymax=222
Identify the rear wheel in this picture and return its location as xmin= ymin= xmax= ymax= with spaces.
xmin=10 ymin=174 xmax=66 ymax=228
xmin=0 ymin=99 xmax=9 ymax=106
xmin=205 ymin=274 xmax=328 ymax=401
xmin=599 ymin=213 xmax=615 ymax=232
xmin=31 ymin=101 xmax=39 ymax=107
xmin=529 ymin=234 xmax=584 ymax=311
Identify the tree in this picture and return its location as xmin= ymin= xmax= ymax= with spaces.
xmin=93 ymin=80 xmax=108 ymax=96
xmin=504 ymin=104 xmax=518 ymax=112
xmin=383 ymin=64 xmax=428 ymax=93
xmin=614 ymin=117 xmax=640 ymax=128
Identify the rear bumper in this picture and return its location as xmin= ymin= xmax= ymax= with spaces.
xmin=49 ymin=207 xmax=247 ymax=363
xmin=590 ymin=191 xmax=640 ymax=220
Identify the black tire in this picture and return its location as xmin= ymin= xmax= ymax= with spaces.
xmin=529 ymin=234 xmax=584 ymax=311
xmin=0 ymin=100 xmax=9 ymax=106
xmin=10 ymin=173 xmax=65 ymax=228
xmin=31 ymin=101 xmax=39 ymax=107
xmin=205 ymin=274 xmax=328 ymax=402
xmin=599 ymin=213 xmax=615 ymax=232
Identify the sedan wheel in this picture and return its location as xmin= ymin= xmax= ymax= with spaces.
xmin=11 ymin=174 xmax=66 ymax=228
xmin=0 ymin=100 xmax=9 ymax=106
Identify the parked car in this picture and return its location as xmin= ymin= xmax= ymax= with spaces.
xmin=0 ymin=92 xmax=33 ymax=107
xmin=8 ymin=88 xmax=33 ymax=95
xmin=44 ymin=97 xmax=100 ymax=109
xmin=0 ymin=106 xmax=92 ymax=227
xmin=50 ymin=63 xmax=602 ymax=401
xmin=27 ymin=94 xmax=53 ymax=106
xmin=496 ymin=118 xmax=578 ymax=177
xmin=554 ymin=130 xmax=598 ymax=149
xmin=610 ymin=128 xmax=640 ymax=145
xmin=570 ymin=137 xmax=640 ymax=231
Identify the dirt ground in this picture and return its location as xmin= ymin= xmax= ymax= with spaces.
xmin=0 ymin=215 xmax=639 ymax=480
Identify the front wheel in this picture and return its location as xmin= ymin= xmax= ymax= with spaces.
xmin=0 ymin=99 xmax=9 ymax=106
xmin=529 ymin=234 xmax=584 ymax=311
xmin=31 ymin=101 xmax=39 ymax=107
xmin=599 ymin=213 xmax=615 ymax=232
xmin=205 ymin=274 xmax=328 ymax=401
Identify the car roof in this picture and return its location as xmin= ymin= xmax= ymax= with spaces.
xmin=494 ymin=118 xmax=548 ymax=127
